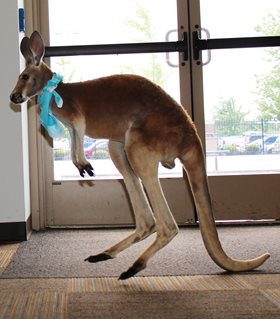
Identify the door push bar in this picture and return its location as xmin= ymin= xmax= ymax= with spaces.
xmin=44 ymin=32 xmax=189 ymax=61
xmin=192 ymin=30 xmax=280 ymax=61
xmin=44 ymin=30 xmax=280 ymax=64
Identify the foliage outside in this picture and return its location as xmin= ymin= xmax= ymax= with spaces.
xmin=255 ymin=11 xmax=280 ymax=121
xmin=122 ymin=1 xmax=166 ymax=87
xmin=213 ymin=11 xmax=280 ymax=139
xmin=213 ymin=97 xmax=247 ymax=136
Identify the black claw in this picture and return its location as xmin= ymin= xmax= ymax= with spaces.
xmin=119 ymin=268 xmax=139 ymax=280
xmin=86 ymin=166 xmax=95 ymax=176
xmin=118 ymin=260 xmax=146 ymax=280
xmin=78 ymin=163 xmax=94 ymax=178
xmin=84 ymin=163 xmax=95 ymax=177
xmin=85 ymin=253 xmax=113 ymax=263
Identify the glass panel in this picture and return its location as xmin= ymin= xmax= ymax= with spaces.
xmin=200 ymin=0 xmax=280 ymax=174
xmin=48 ymin=0 xmax=182 ymax=180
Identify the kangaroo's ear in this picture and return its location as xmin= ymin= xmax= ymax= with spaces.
xmin=20 ymin=36 xmax=35 ymax=66
xmin=29 ymin=31 xmax=45 ymax=66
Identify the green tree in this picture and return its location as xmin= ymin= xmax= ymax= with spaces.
xmin=122 ymin=1 xmax=166 ymax=86
xmin=214 ymin=97 xmax=247 ymax=136
xmin=125 ymin=3 xmax=153 ymax=42
xmin=255 ymin=11 xmax=280 ymax=120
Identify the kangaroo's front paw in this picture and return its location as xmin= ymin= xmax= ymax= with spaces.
xmin=84 ymin=163 xmax=95 ymax=177
xmin=78 ymin=163 xmax=95 ymax=177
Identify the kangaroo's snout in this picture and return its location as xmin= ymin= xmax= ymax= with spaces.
xmin=10 ymin=92 xmax=25 ymax=104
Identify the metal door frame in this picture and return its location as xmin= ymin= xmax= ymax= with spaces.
xmin=26 ymin=0 xmax=280 ymax=228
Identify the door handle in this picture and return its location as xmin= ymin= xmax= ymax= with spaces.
xmin=200 ymin=28 xmax=212 ymax=66
xmin=165 ymin=29 xmax=179 ymax=67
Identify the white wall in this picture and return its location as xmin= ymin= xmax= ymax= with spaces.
xmin=0 ymin=0 xmax=30 ymax=223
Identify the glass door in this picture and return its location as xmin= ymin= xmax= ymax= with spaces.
xmin=49 ymin=0 xmax=183 ymax=180
xmin=197 ymin=0 xmax=280 ymax=221
xmin=42 ymin=0 xmax=195 ymax=226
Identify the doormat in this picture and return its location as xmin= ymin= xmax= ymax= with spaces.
xmin=2 ymin=226 xmax=279 ymax=278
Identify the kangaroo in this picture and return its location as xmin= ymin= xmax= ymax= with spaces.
xmin=10 ymin=31 xmax=269 ymax=280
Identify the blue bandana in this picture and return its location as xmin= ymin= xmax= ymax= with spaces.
xmin=38 ymin=73 xmax=64 ymax=138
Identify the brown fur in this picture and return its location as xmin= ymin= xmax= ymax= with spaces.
xmin=10 ymin=31 xmax=270 ymax=280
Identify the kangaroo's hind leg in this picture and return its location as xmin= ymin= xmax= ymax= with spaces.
xmin=118 ymin=134 xmax=179 ymax=280
xmin=85 ymin=140 xmax=156 ymax=263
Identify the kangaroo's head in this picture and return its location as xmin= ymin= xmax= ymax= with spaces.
xmin=10 ymin=31 xmax=53 ymax=104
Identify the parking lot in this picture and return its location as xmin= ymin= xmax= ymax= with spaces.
xmin=53 ymin=153 xmax=280 ymax=180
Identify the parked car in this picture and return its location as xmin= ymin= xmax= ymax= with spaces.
xmin=84 ymin=136 xmax=95 ymax=148
xmin=84 ymin=139 xmax=110 ymax=159
xmin=219 ymin=135 xmax=241 ymax=148
xmin=53 ymin=137 xmax=109 ymax=160
xmin=267 ymin=136 xmax=280 ymax=154
xmin=218 ymin=131 xmax=264 ymax=153
xmin=244 ymin=135 xmax=279 ymax=154
xmin=264 ymin=135 xmax=279 ymax=153
xmin=270 ymin=136 xmax=280 ymax=154
xmin=243 ymin=131 xmax=264 ymax=144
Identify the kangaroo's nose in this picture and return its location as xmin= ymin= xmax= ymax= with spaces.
xmin=10 ymin=92 xmax=24 ymax=104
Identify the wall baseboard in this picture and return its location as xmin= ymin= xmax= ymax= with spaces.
xmin=0 ymin=216 xmax=31 ymax=242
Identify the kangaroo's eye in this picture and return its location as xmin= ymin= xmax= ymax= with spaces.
xmin=21 ymin=74 xmax=29 ymax=81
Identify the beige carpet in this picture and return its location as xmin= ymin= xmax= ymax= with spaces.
xmin=0 ymin=230 xmax=280 ymax=318
xmin=2 ymin=226 xmax=279 ymax=278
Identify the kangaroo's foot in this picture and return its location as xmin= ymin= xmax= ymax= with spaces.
xmin=85 ymin=252 xmax=113 ymax=263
